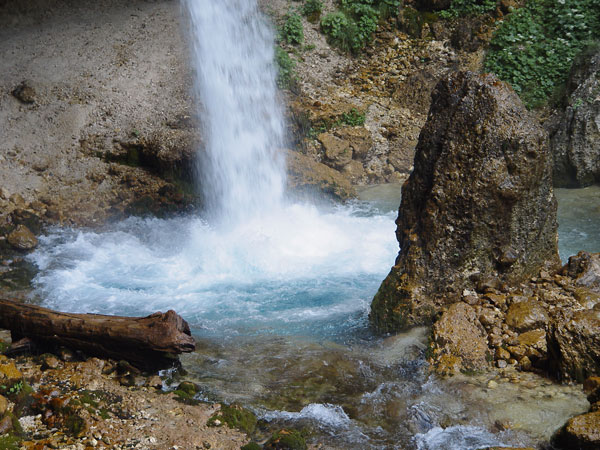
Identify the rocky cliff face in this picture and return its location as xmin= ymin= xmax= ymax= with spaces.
xmin=548 ymin=47 xmax=600 ymax=187
xmin=371 ymin=71 xmax=560 ymax=333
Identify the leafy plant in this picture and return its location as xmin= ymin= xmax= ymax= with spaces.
xmin=438 ymin=0 xmax=497 ymax=19
xmin=302 ymin=0 xmax=324 ymax=17
xmin=321 ymin=0 xmax=400 ymax=54
xmin=275 ymin=47 xmax=297 ymax=89
xmin=340 ymin=108 xmax=366 ymax=126
xmin=282 ymin=11 xmax=304 ymax=45
xmin=485 ymin=0 xmax=600 ymax=108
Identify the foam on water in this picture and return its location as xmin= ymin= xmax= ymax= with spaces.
xmin=414 ymin=425 xmax=507 ymax=450
xmin=263 ymin=403 xmax=352 ymax=428
xmin=30 ymin=202 xmax=398 ymax=337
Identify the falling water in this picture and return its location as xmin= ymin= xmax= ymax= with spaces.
xmin=184 ymin=0 xmax=286 ymax=224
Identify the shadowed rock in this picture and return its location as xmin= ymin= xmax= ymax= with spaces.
xmin=371 ymin=71 xmax=560 ymax=333
xmin=548 ymin=47 xmax=600 ymax=187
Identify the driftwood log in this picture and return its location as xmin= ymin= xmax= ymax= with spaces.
xmin=0 ymin=298 xmax=196 ymax=369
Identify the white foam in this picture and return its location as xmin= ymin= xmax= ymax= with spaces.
xmin=414 ymin=425 xmax=505 ymax=450
xmin=30 ymin=203 xmax=397 ymax=334
xmin=263 ymin=403 xmax=351 ymax=428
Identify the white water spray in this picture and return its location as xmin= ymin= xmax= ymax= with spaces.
xmin=184 ymin=0 xmax=286 ymax=224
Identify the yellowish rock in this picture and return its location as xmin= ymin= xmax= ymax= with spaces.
xmin=0 ymin=362 xmax=23 ymax=381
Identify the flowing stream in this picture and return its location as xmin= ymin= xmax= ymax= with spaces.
xmin=26 ymin=1 xmax=599 ymax=448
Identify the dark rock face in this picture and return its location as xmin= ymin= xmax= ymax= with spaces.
xmin=548 ymin=309 xmax=600 ymax=381
xmin=548 ymin=48 xmax=600 ymax=187
xmin=371 ymin=71 xmax=560 ymax=333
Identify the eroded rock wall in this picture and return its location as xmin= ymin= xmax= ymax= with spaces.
xmin=548 ymin=47 xmax=600 ymax=187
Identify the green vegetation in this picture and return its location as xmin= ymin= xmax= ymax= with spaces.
xmin=302 ymin=0 xmax=324 ymax=18
xmin=282 ymin=12 xmax=304 ymax=44
xmin=438 ymin=0 xmax=497 ymax=19
xmin=0 ymin=435 xmax=21 ymax=450
xmin=207 ymin=403 xmax=258 ymax=434
xmin=275 ymin=47 xmax=297 ymax=89
xmin=321 ymin=0 xmax=400 ymax=54
xmin=485 ymin=0 xmax=600 ymax=108
xmin=264 ymin=429 xmax=307 ymax=450
xmin=340 ymin=108 xmax=366 ymax=126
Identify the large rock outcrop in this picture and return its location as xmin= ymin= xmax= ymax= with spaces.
xmin=370 ymin=71 xmax=560 ymax=333
xmin=548 ymin=47 xmax=600 ymax=187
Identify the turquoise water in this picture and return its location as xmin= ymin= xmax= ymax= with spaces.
xmin=556 ymin=185 xmax=600 ymax=262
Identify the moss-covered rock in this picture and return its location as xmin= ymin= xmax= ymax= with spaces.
xmin=264 ymin=429 xmax=307 ymax=450
xmin=207 ymin=403 xmax=257 ymax=435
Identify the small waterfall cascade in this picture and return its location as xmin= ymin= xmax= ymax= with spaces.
xmin=183 ymin=0 xmax=286 ymax=225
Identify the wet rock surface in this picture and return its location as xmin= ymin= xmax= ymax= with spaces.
xmin=371 ymin=71 xmax=559 ymax=333
xmin=548 ymin=47 xmax=600 ymax=187
xmin=430 ymin=302 xmax=490 ymax=375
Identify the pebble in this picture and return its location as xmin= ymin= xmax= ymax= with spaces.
xmin=487 ymin=380 xmax=498 ymax=389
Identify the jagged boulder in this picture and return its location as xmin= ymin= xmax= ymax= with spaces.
xmin=548 ymin=308 xmax=600 ymax=381
xmin=429 ymin=302 xmax=490 ymax=375
xmin=553 ymin=411 xmax=600 ymax=450
xmin=563 ymin=251 xmax=600 ymax=293
xmin=370 ymin=71 xmax=560 ymax=333
xmin=548 ymin=47 xmax=600 ymax=187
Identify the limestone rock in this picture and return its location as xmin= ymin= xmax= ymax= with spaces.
xmin=553 ymin=411 xmax=600 ymax=450
xmin=0 ymin=415 xmax=12 ymax=435
xmin=563 ymin=251 xmax=600 ymax=293
xmin=285 ymin=150 xmax=355 ymax=201
xmin=371 ymin=71 xmax=559 ymax=332
xmin=342 ymin=160 xmax=366 ymax=184
xmin=0 ymin=394 xmax=7 ymax=416
xmin=429 ymin=302 xmax=490 ymax=375
xmin=548 ymin=48 xmax=600 ymax=187
xmin=506 ymin=301 xmax=549 ymax=332
xmin=335 ymin=127 xmax=372 ymax=161
xmin=548 ymin=309 xmax=600 ymax=381
xmin=7 ymin=224 xmax=38 ymax=250
xmin=11 ymin=80 xmax=36 ymax=103
xmin=318 ymin=133 xmax=352 ymax=169
xmin=0 ymin=361 xmax=23 ymax=381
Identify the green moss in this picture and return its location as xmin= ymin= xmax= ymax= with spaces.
xmin=172 ymin=389 xmax=200 ymax=405
xmin=264 ymin=429 xmax=307 ymax=450
xmin=207 ymin=403 xmax=257 ymax=435
xmin=0 ymin=341 xmax=7 ymax=354
xmin=0 ymin=435 xmax=21 ymax=450
xmin=78 ymin=390 xmax=100 ymax=408
xmin=64 ymin=413 xmax=87 ymax=437
xmin=241 ymin=443 xmax=262 ymax=450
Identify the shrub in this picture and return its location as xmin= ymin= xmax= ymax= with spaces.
xmin=438 ymin=0 xmax=497 ymax=19
xmin=282 ymin=12 xmax=304 ymax=45
xmin=341 ymin=108 xmax=366 ymax=126
xmin=275 ymin=47 xmax=297 ymax=89
xmin=321 ymin=0 xmax=400 ymax=54
xmin=485 ymin=0 xmax=600 ymax=108
xmin=302 ymin=0 xmax=323 ymax=17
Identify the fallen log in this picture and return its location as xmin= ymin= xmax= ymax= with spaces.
xmin=0 ymin=298 xmax=196 ymax=370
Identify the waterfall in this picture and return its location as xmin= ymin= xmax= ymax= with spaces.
xmin=184 ymin=0 xmax=286 ymax=225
